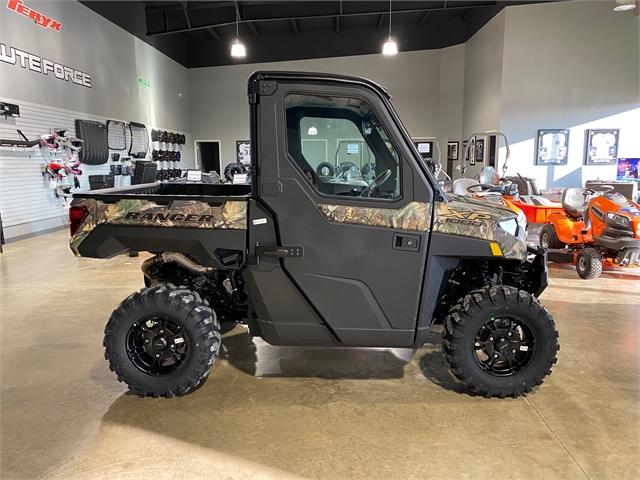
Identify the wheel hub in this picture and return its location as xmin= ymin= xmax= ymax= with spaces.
xmin=152 ymin=336 xmax=168 ymax=351
xmin=126 ymin=317 xmax=189 ymax=376
xmin=473 ymin=317 xmax=536 ymax=376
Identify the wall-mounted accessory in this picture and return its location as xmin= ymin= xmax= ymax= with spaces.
xmin=535 ymin=129 xmax=569 ymax=166
xmin=110 ymin=153 xmax=121 ymax=162
xmin=107 ymin=120 xmax=127 ymax=150
xmin=0 ymin=102 xmax=20 ymax=119
xmin=584 ymin=129 xmax=619 ymax=165
xmin=447 ymin=141 xmax=459 ymax=161
xmin=128 ymin=122 xmax=149 ymax=159
xmin=0 ymin=130 xmax=39 ymax=148
xmin=75 ymin=120 xmax=108 ymax=165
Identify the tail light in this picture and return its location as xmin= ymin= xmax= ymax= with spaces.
xmin=69 ymin=206 xmax=89 ymax=236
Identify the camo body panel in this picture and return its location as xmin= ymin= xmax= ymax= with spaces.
xmin=434 ymin=196 xmax=526 ymax=260
xmin=317 ymin=195 xmax=526 ymax=260
xmin=318 ymin=202 xmax=432 ymax=231
xmin=70 ymin=198 xmax=247 ymax=254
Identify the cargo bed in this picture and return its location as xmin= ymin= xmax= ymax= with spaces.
xmin=69 ymin=182 xmax=251 ymax=268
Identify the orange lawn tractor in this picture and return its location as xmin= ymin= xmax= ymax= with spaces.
xmin=540 ymin=185 xmax=640 ymax=279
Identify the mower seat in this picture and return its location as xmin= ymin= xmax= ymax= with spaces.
xmin=452 ymin=178 xmax=479 ymax=195
xmin=562 ymin=188 xmax=587 ymax=218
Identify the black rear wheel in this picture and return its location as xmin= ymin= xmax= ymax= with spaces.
xmin=442 ymin=286 xmax=559 ymax=398
xmin=104 ymin=284 xmax=221 ymax=398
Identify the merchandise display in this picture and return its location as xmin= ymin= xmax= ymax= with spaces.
xmin=106 ymin=120 xmax=128 ymax=151
xmin=68 ymin=71 xmax=558 ymax=399
xmin=535 ymin=129 xmax=569 ymax=166
xmin=75 ymin=119 xmax=108 ymax=165
xmin=128 ymin=122 xmax=149 ymax=159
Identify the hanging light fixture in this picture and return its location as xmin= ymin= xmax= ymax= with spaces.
xmin=382 ymin=0 xmax=397 ymax=55
xmin=231 ymin=2 xmax=246 ymax=57
xmin=614 ymin=0 xmax=636 ymax=11
xmin=307 ymin=127 xmax=318 ymax=135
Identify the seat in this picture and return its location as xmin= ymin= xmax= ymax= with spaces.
xmin=562 ymin=188 xmax=587 ymax=218
xmin=452 ymin=178 xmax=479 ymax=195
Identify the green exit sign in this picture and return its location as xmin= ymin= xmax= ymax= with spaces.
xmin=137 ymin=76 xmax=151 ymax=88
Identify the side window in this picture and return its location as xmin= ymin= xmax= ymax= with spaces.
xmin=285 ymin=94 xmax=401 ymax=199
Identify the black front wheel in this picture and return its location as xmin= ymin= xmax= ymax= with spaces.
xmin=442 ymin=286 xmax=559 ymax=398
xmin=104 ymin=284 xmax=221 ymax=398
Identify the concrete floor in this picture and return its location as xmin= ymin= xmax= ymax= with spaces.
xmin=1 ymin=230 xmax=639 ymax=479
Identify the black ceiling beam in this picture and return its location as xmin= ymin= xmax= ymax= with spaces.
xmin=247 ymin=21 xmax=260 ymax=38
xmin=205 ymin=27 xmax=220 ymax=41
xmin=145 ymin=2 xmax=499 ymax=37
xmin=180 ymin=1 xmax=191 ymax=29
xmin=335 ymin=16 xmax=340 ymax=34
xmin=463 ymin=7 xmax=479 ymax=22
xmin=376 ymin=13 xmax=385 ymax=30
xmin=291 ymin=18 xmax=300 ymax=36
xmin=417 ymin=11 xmax=430 ymax=29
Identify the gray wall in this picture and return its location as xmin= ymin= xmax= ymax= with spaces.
xmin=461 ymin=10 xmax=506 ymax=178
xmin=0 ymin=0 xmax=190 ymax=131
xmin=499 ymin=1 xmax=640 ymax=188
xmin=188 ymin=49 xmax=447 ymax=170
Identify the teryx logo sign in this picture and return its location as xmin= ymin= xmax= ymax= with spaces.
xmin=6 ymin=0 xmax=62 ymax=31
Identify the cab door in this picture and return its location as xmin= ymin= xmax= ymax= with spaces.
xmin=250 ymin=74 xmax=434 ymax=347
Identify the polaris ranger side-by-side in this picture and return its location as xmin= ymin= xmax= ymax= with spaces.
xmin=69 ymin=72 xmax=558 ymax=398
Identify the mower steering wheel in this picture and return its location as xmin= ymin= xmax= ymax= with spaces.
xmin=467 ymin=183 xmax=495 ymax=194
xmin=585 ymin=185 xmax=614 ymax=195
xmin=360 ymin=169 xmax=392 ymax=197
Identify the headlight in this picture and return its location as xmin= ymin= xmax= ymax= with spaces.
xmin=516 ymin=210 xmax=527 ymax=238
xmin=607 ymin=212 xmax=631 ymax=229
xmin=498 ymin=218 xmax=518 ymax=236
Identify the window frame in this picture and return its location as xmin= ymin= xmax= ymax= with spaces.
xmin=284 ymin=91 xmax=406 ymax=204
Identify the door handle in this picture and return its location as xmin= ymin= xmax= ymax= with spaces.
xmin=256 ymin=245 xmax=304 ymax=258
xmin=392 ymin=233 xmax=421 ymax=252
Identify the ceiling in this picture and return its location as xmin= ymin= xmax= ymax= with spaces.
xmin=81 ymin=1 xmax=555 ymax=68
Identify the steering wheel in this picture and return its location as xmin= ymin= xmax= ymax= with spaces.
xmin=467 ymin=183 xmax=495 ymax=194
xmin=360 ymin=169 xmax=392 ymax=197
xmin=585 ymin=185 xmax=614 ymax=195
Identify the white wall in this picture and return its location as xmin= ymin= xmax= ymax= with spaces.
xmin=188 ymin=50 xmax=447 ymax=170
xmin=0 ymin=1 xmax=193 ymax=240
xmin=499 ymin=1 xmax=640 ymax=188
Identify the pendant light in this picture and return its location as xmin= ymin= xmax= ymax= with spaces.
xmin=383 ymin=0 xmax=398 ymax=55
xmin=231 ymin=2 xmax=246 ymax=57
xmin=614 ymin=0 xmax=636 ymax=11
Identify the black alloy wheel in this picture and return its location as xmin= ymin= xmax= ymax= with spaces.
xmin=473 ymin=316 xmax=536 ymax=376
xmin=126 ymin=316 xmax=190 ymax=376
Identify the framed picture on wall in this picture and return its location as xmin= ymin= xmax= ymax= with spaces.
xmin=584 ymin=129 xmax=619 ymax=165
xmin=447 ymin=141 xmax=459 ymax=161
xmin=535 ymin=129 xmax=569 ymax=166
xmin=469 ymin=138 xmax=476 ymax=166
xmin=475 ymin=138 xmax=485 ymax=163
xmin=236 ymin=141 xmax=251 ymax=165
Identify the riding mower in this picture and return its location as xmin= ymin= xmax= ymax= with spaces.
xmin=539 ymin=185 xmax=640 ymax=279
